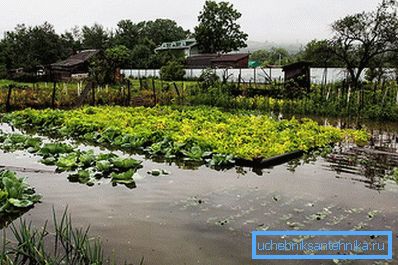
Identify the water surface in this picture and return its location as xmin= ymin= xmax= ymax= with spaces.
xmin=0 ymin=122 xmax=397 ymax=265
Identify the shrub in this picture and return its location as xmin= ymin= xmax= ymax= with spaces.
xmin=198 ymin=68 xmax=220 ymax=90
xmin=160 ymin=61 xmax=186 ymax=81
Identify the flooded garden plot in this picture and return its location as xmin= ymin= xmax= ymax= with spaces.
xmin=0 ymin=106 xmax=397 ymax=264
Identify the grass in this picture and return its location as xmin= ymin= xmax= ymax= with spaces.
xmin=184 ymin=82 xmax=398 ymax=121
xmin=0 ymin=208 xmax=144 ymax=265
xmin=2 ymin=78 xmax=398 ymax=121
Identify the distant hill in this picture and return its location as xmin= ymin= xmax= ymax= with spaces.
xmin=239 ymin=40 xmax=304 ymax=54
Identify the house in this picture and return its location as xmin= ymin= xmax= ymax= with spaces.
xmin=186 ymin=53 xmax=249 ymax=69
xmin=49 ymin=49 xmax=100 ymax=81
xmin=154 ymin=39 xmax=199 ymax=57
xmin=282 ymin=61 xmax=311 ymax=91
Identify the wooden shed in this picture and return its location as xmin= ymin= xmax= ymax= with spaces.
xmin=50 ymin=50 xmax=100 ymax=81
xmin=282 ymin=61 xmax=311 ymax=92
xmin=186 ymin=53 xmax=249 ymax=69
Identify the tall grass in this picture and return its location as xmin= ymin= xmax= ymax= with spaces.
xmin=0 ymin=209 xmax=144 ymax=265
xmin=184 ymin=81 xmax=398 ymax=121
xmin=2 ymin=77 xmax=398 ymax=121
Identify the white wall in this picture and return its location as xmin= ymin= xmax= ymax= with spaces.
xmin=121 ymin=68 xmax=396 ymax=84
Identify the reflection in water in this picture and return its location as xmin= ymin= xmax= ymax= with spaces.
xmin=0 ymin=210 xmax=29 ymax=229
xmin=2 ymin=119 xmax=398 ymax=192
xmin=291 ymin=117 xmax=398 ymax=191
xmin=326 ymin=146 xmax=395 ymax=190
xmin=325 ymin=130 xmax=398 ymax=191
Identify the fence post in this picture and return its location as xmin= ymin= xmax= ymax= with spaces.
xmin=51 ymin=81 xmax=57 ymax=108
xmin=139 ymin=78 xmax=143 ymax=90
xmin=269 ymin=68 xmax=272 ymax=81
xmin=152 ymin=78 xmax=157 ymax=106
xmin=254 ymin=68 xmax=257 ymax=88
xmin=173 ymin=82 xmax=181 ymax=97
xmin=5 ymin=85 xmax=13 ymax=112
xmin=127 ymin=79 xmax=131 ymax=106
xmin=396 ymin=85 xmax=398 ymax=104
xmin=238 ymin=69 xmax=241 ymax=88
xmin=92 ymin=84 xmax=96 ymax=105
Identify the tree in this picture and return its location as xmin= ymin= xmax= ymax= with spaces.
xmin=81 ymin=24 xmax=110 ymax=50
xmin=140 ymin=19 xmax=190 ymax=46
xmin=150 ymin=51 xmax=185 ymax=69
xmin=114 ymin=20 xmax=140 ymax=49
xmin=89 ymin=56 xmax=113 ymax=85
xmin=106 ymin=45 xmax=131 ymax=67
xmin=250 ymin=50 xmax=270 ymax=66
xmin=131 ymin=43 xmax=154 ymax=69
xmin=251 ymin=47 xmax=293 ymax=66
xmin=60 ymin=26 xmax=82 ymax=55
xmin=0 ymin=41 xmax=7 ymax=78
xmin=194 ymin=0 xmax=248 ymax=53
xmin=301 ymin=40 xmax=343 ymax=67
xmin=113 ymin=19 xmax=189 ymax=69
xmin=1 ymin=23 xmax=66 ymax=72
xmin=105 ymin=45 xmax=132 ymax=82
xmin=386 ymin=51 xmax=398 ymax=82
xmin=160 ymin=60 xmax=186 ymax=81
xmin=330 ymin=0 xmax=398 ymax=88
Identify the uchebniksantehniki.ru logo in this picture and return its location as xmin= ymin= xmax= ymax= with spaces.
xmin=257 ymin=239 xmax=386 ymax=252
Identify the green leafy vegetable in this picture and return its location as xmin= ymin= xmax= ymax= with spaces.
xmin=96 ymin=160 xmax=112 ymax=172
xmin=56 ymin=153 xmax=79 ymax=172
xmin=111 ymin=157 xmax=142 ymax=170
xmin=110 ymin=170 xmax=137 ymax=188
xmin=0 ymin=170 xmax=41 ymax=214
xmin=2 ymin=106 xmax=369 ymax=163
xmin=39 ymin=143 xmax=74 ymax=158
xmin=68 ymin=170 xmax=95 ymax=186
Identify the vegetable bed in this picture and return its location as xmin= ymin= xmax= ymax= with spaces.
xmin=3 ymin=106 xmax=368 ymax=165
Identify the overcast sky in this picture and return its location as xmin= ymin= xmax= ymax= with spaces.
xmin=0 ymin=0 xmax=379 ymax=43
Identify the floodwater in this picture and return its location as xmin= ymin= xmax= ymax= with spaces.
xmin=0 ymin=121 xmax=398 ymax=265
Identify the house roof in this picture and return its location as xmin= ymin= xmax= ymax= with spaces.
xmin=155 ymin=39 xmax=198 ymax=52
xmin=51 ymin=49 xmax=100 ymax=68
xmin=210 ymin=53 xmax=249 ymax=63
xmin=282 ymin=61 xmax=311 ymax=71
xmin=186 ymin=54 xmax=218 ymax=68
xmin=186 ymin=53 xmax=250 ymax=68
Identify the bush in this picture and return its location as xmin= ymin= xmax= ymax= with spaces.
xmin=160 ymin=61 xmax=186 ymax=81
xmin=198 ymin=68 xmax=220 ymax=90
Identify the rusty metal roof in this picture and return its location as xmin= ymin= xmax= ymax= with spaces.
xmin=210 ymin=53 xmax=249 ymax=63
xmin=51 ymin=49 xmax=100 ymax=68
xmin=186 ymin=53 xmax=249 ymax=68
xmin=282 ymin=61 xmax=311 ymax=71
